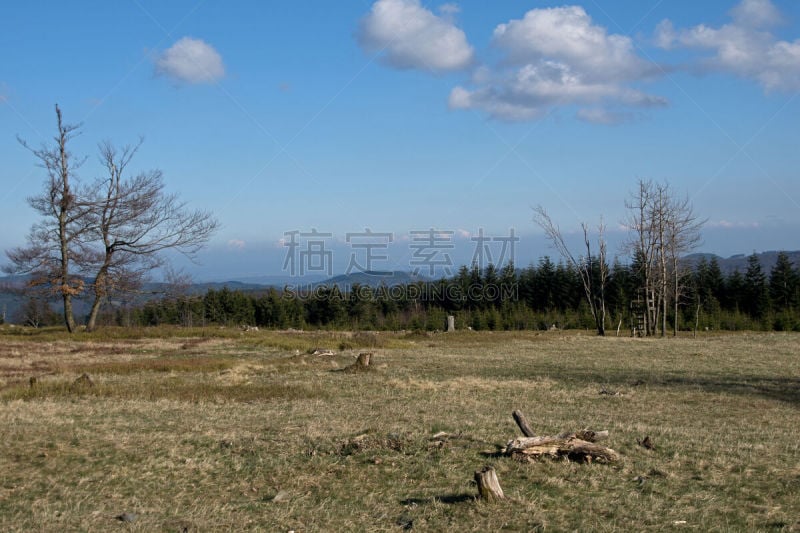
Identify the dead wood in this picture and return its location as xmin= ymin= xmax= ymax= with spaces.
xmin=506 ymin=411 xmax=618 ymax=463
xmin=340 ymin=352 xmax=375 ymax=373
xmin=512 ymin=409 xmax=536 ymax=437
xmin=474 ymin=466 xmax=504 ymax=502
xmin=505 ymin=436 xmax=619 ymax=463
xmin=70 ymin=373 xmax=95 ymax=391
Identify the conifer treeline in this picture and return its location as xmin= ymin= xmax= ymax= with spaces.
xmin=116 ymin=251 xmax=800 ymax=333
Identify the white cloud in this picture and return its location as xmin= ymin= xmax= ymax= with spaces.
xmin=654 ymin=20 xmax=677 ymax=49
xmin=439 ymin=3 xmax=461 ymax=17
xmin=708 ymin=220 xmax=760 ymax=229
xmin=155 ymin=37 xmax=225 ymax=84
xmin=451 ymin=6 xmax=665 ymax=122
xmin=493 ymin=6 xmax=655 ymax=81
xmin=227 ymin=239 xmax=246 ymax=250
xmin=730 ymin=0 xmax=782 ymax=29
xmin=357 ymin=0 xmax=474 ymax=72
xmin=576 ymin=108 xmax=633 ymax=125
xmin=656 ymin=0 xmax=800 ymax=91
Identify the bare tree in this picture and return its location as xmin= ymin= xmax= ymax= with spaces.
xmin=4 ymin=105 xmax=92 ymax=332
xmin=83 ymin=140 xmax=218 ymax=331
xmin=664 ymin=192 xmax=704 ymax=336
xmin=5 ymin=106 xmax=218 ymax=333
xmin=624 ymin=180 xmax=658 ymax=335
xmin=533 ymin=206 xmax=608 ymax=336
xmin=624 ymin=179 xmax=704 ymax=337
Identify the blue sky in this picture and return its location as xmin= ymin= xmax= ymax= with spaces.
xmin=2 ymin=0 xmax=799 ymax=280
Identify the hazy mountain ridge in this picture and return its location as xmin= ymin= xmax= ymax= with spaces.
xmin=683 ymin=250 xmax=800 ymax=275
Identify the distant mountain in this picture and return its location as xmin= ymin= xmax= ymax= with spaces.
xmin=315 ymin=271 xmax=430 ymax=289
xmin=208 ymin=274 xmax=327 ymax=287
xmin=684 ymin=250 xmax=800 ymax=275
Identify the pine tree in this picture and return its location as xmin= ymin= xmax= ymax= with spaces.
xmin=743 ymin=254 xmax=769 ymax=320
xmin=769 ymin=252 xmax=798 ymax=312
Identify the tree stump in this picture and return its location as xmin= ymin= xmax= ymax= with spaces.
xmin=474 ymin=466 xmax=504 ymax=503
xmin=356 ymin=352 xmax=371 ymax=367
xmin=70 ymin=373 xmax=95 ymax=391
xmin=446 ymin=315 xmax=455 ymax=332
xmin=341 ymin=352 xmax=374 ymax=373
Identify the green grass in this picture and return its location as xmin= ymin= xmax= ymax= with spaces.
xmin=0 ymin=328 xmax=798 ymax=531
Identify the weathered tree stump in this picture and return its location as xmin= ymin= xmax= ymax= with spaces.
xmin=70 ymin=373 xmax=95 ymax=391
xmin=446 ymin=315 xmax=455 ymax=332
xmin=342 ymin=352 xmax=374 ymax=373
xmin=356 ymin=352 xmax=372 ymax=367
xmin=474 ymin=466 xmax=504 ymax=503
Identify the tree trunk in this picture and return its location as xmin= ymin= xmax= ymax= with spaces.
xmin=57 ymin=106 xmax=77 ymax=334
xmin=86 ymin=266 xmax=109 ymax=332
xmin=673 ymin=272 xmax=679 ymax=337
xmin=474 ymin=467 xmax=504 ymax=503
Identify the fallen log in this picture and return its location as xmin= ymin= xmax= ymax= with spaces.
xmin=505 ymin=435 xmax=619 ymax=463
xmin=508 ymin=410 xmax=618 ymax=463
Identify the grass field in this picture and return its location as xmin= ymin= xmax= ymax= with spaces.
xmin=1 ymin=326 xmax=798 ymax=531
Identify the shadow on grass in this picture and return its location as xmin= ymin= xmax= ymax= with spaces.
xmin=401 ymin=494 xmax=476 ymax=506
xmin=477 ymin=364 xmax=800 ymax=406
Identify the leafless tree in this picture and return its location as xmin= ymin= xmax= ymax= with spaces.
xmin=83 ymin=140 xmax=218 ymax=331
xmin=623 ymin=180 xmax=657 ymax=335
xmin=533 ymin=206 xmax=608 ymax=336
xmin=624 ymin=179 xmax=704 ymax=337
xmin=5 ymin=106 xmax=218 ymax=333
xmin=4 ymin=105 xmax=92 ymax=332
xmin=664 ymin=192 xmax=704 ymax=336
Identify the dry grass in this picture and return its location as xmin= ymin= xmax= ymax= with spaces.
xmin=0 ymin=327 xmax=799 ymax=531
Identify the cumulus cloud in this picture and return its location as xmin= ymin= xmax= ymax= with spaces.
xmin=451 ymin=6 xmax=665 ymax=122
xmin=357 ymin=0 xmax=474 ymax=72
xmin=493 ymin=6 xmax=655 ymax=81
xmin=155 ymin=37 xmax=225 ymax=84
xmin=730 ymin=0 xmax=782 ymax=29
xmin=656 ymin=0 xmax=800 ymax=91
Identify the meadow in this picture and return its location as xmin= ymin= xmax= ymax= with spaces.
xmin=0 ymin=326 xmax=798 ymax=531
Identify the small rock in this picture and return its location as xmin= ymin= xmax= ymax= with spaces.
xmin=272 ymin=490 xmax=290 ymax=503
